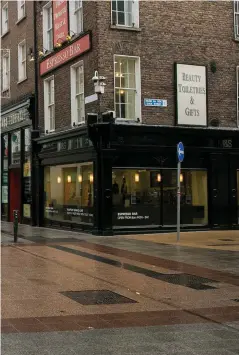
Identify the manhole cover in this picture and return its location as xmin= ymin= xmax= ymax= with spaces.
xmin=60 ymin=290 xmax=138 ymax=305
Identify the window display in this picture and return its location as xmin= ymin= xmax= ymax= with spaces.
xmin=112 ymin=168 xmax=208 ymax=227
xmin=44 ymin=162 xmax=94 ymax=225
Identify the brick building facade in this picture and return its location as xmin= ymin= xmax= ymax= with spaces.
xmin=1 ymin=0 xmax=36 ymax=225
xmin=3 ymin=1 xmax=238 ymax=234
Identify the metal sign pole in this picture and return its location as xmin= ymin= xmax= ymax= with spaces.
xmin=177 ymin=161 xmax=181 ymax=242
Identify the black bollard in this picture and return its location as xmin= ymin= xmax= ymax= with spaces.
xmin=13 ymin=210 xmax=18 ymax=243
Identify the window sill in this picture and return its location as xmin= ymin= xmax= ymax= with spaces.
xmin=17 ymin=77 xmax=28 ymax=85
xmin=110 ymin=25 xmax=141 ymax=32
xmin=1 ymin=30 xmax=10 ymax=39
xmin=16 ymin=15 xmax=26 ymax=25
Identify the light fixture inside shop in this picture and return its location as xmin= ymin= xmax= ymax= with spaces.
xmin=135 ymin=173 xmax=140 ymax=182
xmin=157 ymin=173 xmax=162 ymax=182
xmin=67 ymin=175 xmax=72 ymax=183
xmin=57 ymin=176 xmax=61 ymax=184
xmin=89 ymin=174 xmax=94 ymax=183
xmin=78 ymin=174 xmax=82 ymax=183
xmin=180 ymin=173 xmax=184 ymax=183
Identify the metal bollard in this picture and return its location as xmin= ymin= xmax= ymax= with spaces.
xmin=13 ymin=210 xmax=19 ymax=243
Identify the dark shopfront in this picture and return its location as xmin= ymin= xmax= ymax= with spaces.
xmin=36 ymin=123 xmax=239 ymax=235
xmin=1 ymin=96 xmax=36 ymax=225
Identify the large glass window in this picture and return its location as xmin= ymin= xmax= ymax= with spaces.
xmin=112 ymin=168 xmax=208 ymax=227
xmin=11 ymin=130 xmax=21 ymax=165
xmin=2 ymin=135 xmax=8 ymax=219
xmin=44 ymin=162 xmax=94 ymax=225
xmin=23 ymin=128 xmax=31 ymax=218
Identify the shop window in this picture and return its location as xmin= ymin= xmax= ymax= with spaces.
xmin=70 ymin=61 xmax=85 ymax=125
xmin=1 ymin=135 xmax=8 ymax=219
xmin=163 ymin=170 xmax=208 ymax=226
xmin=111 ymin=0 xmax=139 ymax=28
xmin=11 ymin=130 xmax=21 ymax=165
xmin=44 ymin=162 xmax=94 ymax=225
xmin=69 ymin=0 xmax=83 ymax=35
xmin=18 ymin=40 xmax=27 ymax=82
xmin=114 ymin=55 xmax=141 ymax=121
xmin=112 ymin=168 xmax=208 ymax=227
xmin=23 ymin=128 xmax=31 ymax=218
xmin=43 ymin=2 xmax=53 ymax=51
xmin=237 ymin=170 xmax=239 ymax=224
xmin=112 ymin=169 xmax=161 ymax=227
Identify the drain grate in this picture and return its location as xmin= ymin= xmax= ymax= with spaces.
xmin=61 ymin=290 xmax=138 ymax=305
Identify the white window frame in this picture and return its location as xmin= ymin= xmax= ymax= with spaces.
xmin=69 ymin=0 xmax=83 ymax=35
xmin=234 ymin=1 xmax=239 ymax=40
xmin=111 ymin=0 xmax=139 ymax=28
xmin=43 ymin=1 xmax=53 ymax=51
xmin=1 ymin=52 xmax=10 ymax=92
xmin=70 ymin=60 xmax=85 ymax=126
xmin=237 ymin=66 xmax=239 ymax=127
xmin=17 ymin=0 xmax=25 ymax=21
xmin=44 ymin=76 xmax=55 ymax=133
xmin=114 ymin=54 xmax=141 ymax=122
xmin=1 ymin=2 xmax=8 ymax=35
xmin=18 ymin=39 xmax=27 ymax=82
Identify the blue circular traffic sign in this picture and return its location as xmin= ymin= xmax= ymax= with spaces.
xmin=177 ymin=142 xmax=184 ymax=163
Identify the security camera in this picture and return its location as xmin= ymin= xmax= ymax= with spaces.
xmin=92 ymin=71 xmax=99 ymax=82
xmin=99 ymin=76 xmax=106 ymax=81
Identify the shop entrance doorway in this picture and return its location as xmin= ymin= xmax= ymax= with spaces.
xmin=9 ymin=169 xmax=21 ymax=222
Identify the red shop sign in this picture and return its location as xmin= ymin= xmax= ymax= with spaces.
xmin=40 ymin=34 xmax=91 ymax=76
xmin=53 ymin=0 xmax=69 ymax=47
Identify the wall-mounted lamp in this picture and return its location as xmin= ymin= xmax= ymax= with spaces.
xmin=89 ymin=173 xmax=94 ymax=183
xmin=180 ymin=173 xmax=184 ymax=183
xmin=78 ymin=174 xmax=82 ymax=183
xmin=156 ymin=173 xmax=162 ymax=182
xmin=57 ymin=176 xmax=61 ymax=184
xmin=66 ymin=31 xmax=76 ymax=41
xmin=28 ymin=47 xmax=35 ymax=61
xmin=67 ymin=175 xmax=72 ymax=183
xmin=135 ymin=173 xmax=140 ymax=182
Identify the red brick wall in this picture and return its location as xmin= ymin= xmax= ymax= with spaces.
xmin=1 ymin=0 xmax=35 ymax=107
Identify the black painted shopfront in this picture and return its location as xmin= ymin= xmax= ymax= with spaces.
xmin=1 ymin=96 xmax=37 ymax=225
xmin=35 ymin=123 xmax=239 ymax=235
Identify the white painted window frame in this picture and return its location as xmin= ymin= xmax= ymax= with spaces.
xmin=69 ymin=0 xmax=83 ymax=35
xmin=44 ymin=76 xmax=55 ymax=133
xmin=70 ymin=60 xmax=85 ymax=126
xmin=111 ymin=0 xmax=139 ymax=28
xmin=17 ymin=0 xmax=25 ymax=20
xmin=18 ymin=39 xmax=27 ymax=82
xmin=2 ymin=51 xmax=10 ymax=91
xmin=234 ymin=1 xmax=239 ymax=40
xmin=43 ymin=1 xmax=53 ymax=51
xmin=114 ymin=54 xmax=141 ymax=122
xmin=1 ymin=2 xmax=8 ymax=35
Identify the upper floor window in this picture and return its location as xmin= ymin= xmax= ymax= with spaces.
xmin=69 ymin=0 xmax=83 ymax=34
xmin=17 ymin=0 xmax=25 ymax=20
xmin=18 ymin=40 xmax=27 ymax=82
xmin=1 ymin=51 xmax=10 ymax=92
xmin=71 ymin=61 xmax=85 ymax=125
xmin=235 ymin=1 xmax=239 ymax=40
xmin=114 ymin=55 xmax=141 ymax=121
xmin=44 ymin=76 xmax=55 ymax=132
xmin=43 ymin=2 xmax=53 ymax=51
xmin=1 ymin=2 xmax=8 ymax=35
xmin=111 ymin=0 xmax=139 ymax=28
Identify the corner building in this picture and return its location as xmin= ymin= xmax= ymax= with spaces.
xmin=35 ymin=1 xmax=239 ymax=235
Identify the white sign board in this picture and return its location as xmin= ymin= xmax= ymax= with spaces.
xmin=176 ymin=64 xmax=207 ymax=126
xmin=85 ymin=94 xmax=98 ymax=105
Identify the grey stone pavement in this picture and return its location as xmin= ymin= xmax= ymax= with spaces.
xmin=2 ymin=222 xmax=239 ymax=354
xmin=2 ymin=323 xmax=239 ymax=355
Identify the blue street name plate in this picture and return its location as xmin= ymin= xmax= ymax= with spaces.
xmin=144 ymin=99 xmax=167 ymax=107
